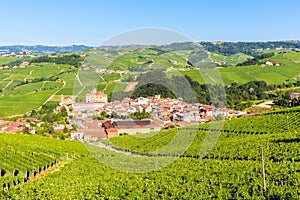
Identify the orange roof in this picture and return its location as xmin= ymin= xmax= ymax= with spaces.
xmin=106 ymin=128 xmax=118 ymax=133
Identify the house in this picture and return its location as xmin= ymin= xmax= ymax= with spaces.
xmin=19 ymin=61 xmax=29 ymax=68
xmin=106 ymin=128 xmax=118 ymax=138
xmin=1 ymin=121 xmax=24 ymax=133
xmin=265 ymin=61 xmax=280 ymax=66
xmin=169 ymin=60 xmax=178 ymax=64
xmin=83 ymin=127 xmax=106 ymax=141
xmin=290 ymin=93 xmax=300 ymax=100
xmin=71 ymin=126 xmax=106 ymax=141
xmin=0 ymin=120 xmax=6 ymax=126
xmin=101 ymin=119 xmax=163 ymax=136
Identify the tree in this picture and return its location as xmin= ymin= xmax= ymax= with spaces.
xmin=60 ymin=107 xmax=68 ymax=118
xmin=23 ymin=126 xmax=30 ymax=134
xmin=100 ymin=111 xmax=107 ymax=117
xmin=30 ymin=109 xmax=38 ymax=118
xmin=48 ymin=126 xmax=54 ymax=134
xmin=130 ymin=109 xmax=150 ymax=120
xmin=63 ymin=126 xmax=68 ymax=133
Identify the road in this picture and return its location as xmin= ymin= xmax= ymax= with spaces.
xmin=41 ymin=80 xmax=66 ymax=107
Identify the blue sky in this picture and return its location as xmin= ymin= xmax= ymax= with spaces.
xmin=0 ymin=0 xmax=299 ymax=46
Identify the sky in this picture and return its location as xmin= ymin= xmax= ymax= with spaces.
xmin=0 ymin=0 xmax=299 ymax=46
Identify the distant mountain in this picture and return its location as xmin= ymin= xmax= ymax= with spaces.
xmin=0 ymin=45 xmax=91 ymax=54
xmin=1 ymin=40 xmax=300 ymax=55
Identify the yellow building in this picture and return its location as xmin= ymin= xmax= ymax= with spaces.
xmin=86 ymin=88 xmax=108 ymax=103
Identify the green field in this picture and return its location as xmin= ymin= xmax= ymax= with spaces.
xmin=102 ymin=73 xmax=121 ymax=81
xmin=0 ymin=89 xmax=58 ymax=117
xmin=210 ymin=52 xmax=253 ymax=66
xmin=167 ymin=59 xmax=300 ymax=85
xmin=0 ymin=57 xmax=19 ymax=65
xmin=88 ymin=48 xmax=300 ymax=86
xmin=0 ymin=63 xmax=77 ymax=117
xmin=106 ymin=48 xmax=187 ymax=71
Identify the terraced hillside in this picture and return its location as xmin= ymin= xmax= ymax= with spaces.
xmin=0 ymin=62 xmax=77 ymax=117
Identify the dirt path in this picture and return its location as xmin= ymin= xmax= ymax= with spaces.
xmin=98 ymin=142 xmax=134 ymax=156
xmin=125 ymin=82 xmax=137 ymax=92
xmin=73 ymin=86 xmax=86 ymax=100
xmin=3 ymin=80 xmax=13 ymax=90
xmin=0 ymin=74 xmax=12 ymax=84
xmin=204 ymin=72 xmax=216 ymax=83
xmin=246 ymin=72 xmax=260 ymax=81
xmin=252 ymin=100 xmax=274 ymax=109
xmin=265 ymin=86 xmax=300 ymax=94
xmin=100 ymin=75 xmax=105 ymax=82
xmin=41 ymin=80 xmax=66 ymax=107
xmin=76 ymin=73 xmax=83 ymax=86
xmin=24 ymin=70 xmax=33 ymax=82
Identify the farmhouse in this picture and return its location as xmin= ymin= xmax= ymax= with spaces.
xmin=265 ymin=61 xmax=280 ymax=66
xmin=290 ymin=92 xmax=300 ymax=100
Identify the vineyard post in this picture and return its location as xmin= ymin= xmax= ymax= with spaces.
xmin=156 ymin=149 xmax=158 ymax=171
xmin=261 ymin=146 xmax=267 ymax=193
xmin=286 ymin=115 xmax=289 ymax=131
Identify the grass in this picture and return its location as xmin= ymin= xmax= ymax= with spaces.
xmin=113 ymin=82 xmax=128 ymax=92
xmin=0 ymin=89 xmax=58 ymax=117
xmin=3 ymin=82 xmax=44 ymax=95
xmin=0 ymin=63 xmax=76 ymax=117
xmin=102 ymin=73 xmax=121 ymax=82
xmin=56 ymin=73 xmax=76 ymax=95
xmin=106 ymin=48 xmax=188 ymax=71
xmin=85 ymin=49 xmax=118 ymax=69
xmin=0 ymin=56 xmax=19 ymax=65
xmin=104 ymin=82 xmax=117 ymax=94
xmin=166 ymin=59 xmax=300 ymax=85
xmin=167 ymin=69 xmax=205 ymax=84
xmin=97 ymin=83 xmax=106 ymax=92
xmin=210 ymin=52 xmax=253 ymax=66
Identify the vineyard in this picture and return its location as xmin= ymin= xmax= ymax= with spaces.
xmin=0 ymin=107 xmax=299 ymax=198
xmin=0 ymin=134 xmax=88 ymax=197
xmin=0 ymin=63 xmax=77 ymax=117
xmin=108 ymin=107 xmax=300 ymax=157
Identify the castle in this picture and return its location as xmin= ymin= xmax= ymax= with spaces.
xmin=86 ymin=88 xmax=108 ymax=103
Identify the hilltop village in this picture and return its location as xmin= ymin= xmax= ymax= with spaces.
xmin=1 ymin=86 xmax=300 ymax=141
xmin=62 ymin=88 xmax=251 ymax=141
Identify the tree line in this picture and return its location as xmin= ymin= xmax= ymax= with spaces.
xmin=31 ymin=54 xmax=84 ymax=68
xmin=237 ymin=52 xmax=275 ymax=66
xmin=109 ymin=70 xmax=300 ymax=110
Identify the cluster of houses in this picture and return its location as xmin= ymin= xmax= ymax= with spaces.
xmin=95 ymin=69 xmax=123 ymax=75
xmin=0 ymin=61 xmax=30 ymax=70
xmin=63 ymin=89 xmax=247 ymax=142
xmin=0 ymin=119 xmax=31 ymax=134
xmin=0 ymin=117 xmax=72 ymax=135
xmin=0 ymin=50 xmax=31 ymax=58
xmin=0 ymin=88 xmax=258 ymax=141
